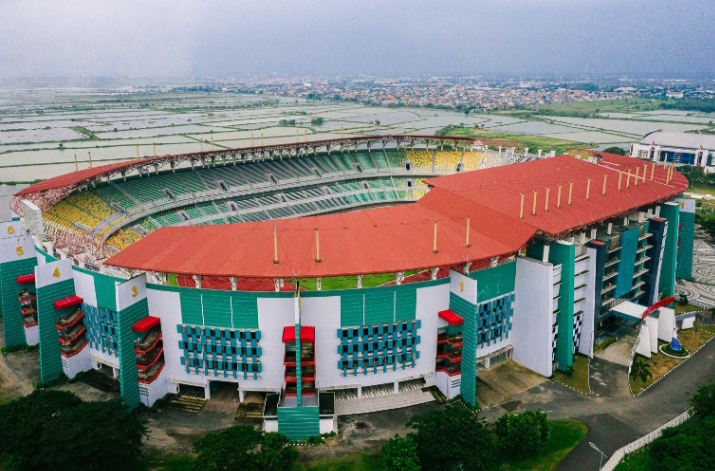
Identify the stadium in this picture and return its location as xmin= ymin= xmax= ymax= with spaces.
xmin=0 ymin=134 xmax=691 ymax=440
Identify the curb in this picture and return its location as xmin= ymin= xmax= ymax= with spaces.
xmin=629 ymin=334 xmax=715 ymax=397
xmin=552 ymin=356 xmax=592 ymax=396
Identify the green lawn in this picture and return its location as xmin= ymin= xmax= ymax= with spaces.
xmin=614 ymin=449 xmax=649 ymax=471
xmin=553 ymin=354 xmax=590 ymax=394
xmin=141 ymin=454 xmax=194 ymax=471
xmin=497 ymin=419 xmax=588 ymax=471
xmin=437 ymin=126 xmax=588 ymax=154
xmin=293 ymin=452 xmax=383 ymax=471
xmin=674 ymin=302 xmax=704 ymax=314
xmin=295 ymin=419 xmax=587 ymax=471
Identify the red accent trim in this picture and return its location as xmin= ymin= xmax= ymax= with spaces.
xmin=284 ymin=376 xmax=316 ymax=383
xmin=53 ymin=295 xmax=83 ymax=310
xmin=436 ymin=352 xmax=448 ymax=360
xmin=56 ymin=311 xmax=84 ymax=331
xmin=642 ymin=296 xmax=676 ymax=320
xmin=58 ymin=326 xmax=86 ymax=345
xmin=135 ymin=333 xmax=163 ymax=355
xmin=449 ymin=341 xmax=464 ymax=348
xmin=132 ymin=316 xmax=160 ymax=333
xmin=438 ymin=309 xmax=464 ymax=326
xmin=61 ymin=339 xmax=89 ymax=358
xmin=16 ymin=274 xmax=35 ymax=285
xmin=138 ymin=363 xmax=165 ymax=384
xmin=22 ymin=308 xmax=37 ymax=317
xmin=282 ymin=326 xmax=315 ymax=343
xmin=136 ymin=349 xmax=164 ymax=371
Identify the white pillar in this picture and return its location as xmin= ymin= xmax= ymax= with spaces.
xmin=395 ymin=272 xmax=404 ymax=285
xmin=230 ymin=277 xmax=238 ymax=291
xmin=607 ymin=223 xmax=613 ymax=235
xmin=623 ymin=216 xmax=629 ymax=228
xmin=542 ymin=244 xmax=550 ymax=263
xmin=316 ymin=277 xmax=322 ymax=291
xmin=463 ymin=262 xmax=472 ymax=275
xmin=357 ymin=275 xmax=363 ymax=289
xmin=537 ymin=149 xmax=542 ymax=158
xmin=357 ymin=386 xmax=362 ymax=399
xmin=430 ymin=267 xmax=439 ymax=280
xmin=239 ymin=389 xmax=245 ymax=402
xmin=204 ymin=383 xmax=211 ymax=400
xmin=590 ymin=228 xmax=597 ymax=240
xmin=193 ymin=275 xmax=202 ymax=289
xmin=394 ymin=381 xmax=400 ymax=393
xmin=655 ymin=205 xmax=661 ymax=217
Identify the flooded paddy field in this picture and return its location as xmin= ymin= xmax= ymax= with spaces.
xmin=1 ymin=87 xmax=714 ymax=183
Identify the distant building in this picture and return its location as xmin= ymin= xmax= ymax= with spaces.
xmin=630 ymin=131 xmax=715 ymax=170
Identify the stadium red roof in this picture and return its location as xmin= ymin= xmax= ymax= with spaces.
xmin=105 ymin=154 xmax=687 ymax=279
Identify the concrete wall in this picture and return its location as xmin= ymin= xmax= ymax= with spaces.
xmin=512 ymin=256 xmax=554 ymax=378
xmin=578 ymin=247 xmax=597 ymax=358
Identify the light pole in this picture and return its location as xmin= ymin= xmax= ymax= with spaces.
xmin=589 ymin=442 xmax=608 ymax=470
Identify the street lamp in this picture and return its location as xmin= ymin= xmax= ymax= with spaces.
xmin=589 ymin=442 xmax=608 ymax=470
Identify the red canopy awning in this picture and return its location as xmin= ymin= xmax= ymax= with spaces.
xmin=53 ymin=295 xmax=83 ymax=310
xmin=16 ymin=274 xmax=35 ymax=285
xmin=282 ymin=326 xmax=315 ymax=343
xmin=438 ymin=309 xmax=464 ymax=326
xmin=132 ymin=316 xmax=161 ymax=333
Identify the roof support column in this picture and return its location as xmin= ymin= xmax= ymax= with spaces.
xmin=357 ymin=275 xmax=363 ymax=289
xmin=192 ymin=275 xmax=202 ymax=289
xmin=430 ymin=268 xmax=439 ymax=280
xmin=230 ymin=277 xmax=237 ymax=291
xmin=395 ymin=272 xmax=404 ymax=285
xmin=463 ymin=262 xmax=472 ymax=275
xmin=316 ymin=277 xmax=322 ymax=291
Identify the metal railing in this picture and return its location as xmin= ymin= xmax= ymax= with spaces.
xmin=601 ymin=410 xmax=691 ymax=471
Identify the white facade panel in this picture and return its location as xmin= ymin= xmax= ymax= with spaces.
xmin=24 ymin=325 xmax=38 ymax=345
xmin=72 ymin=270 xmax=97 ymax=307
xmin=512 ymin=257 xmax=554 ymax=377
xmin=578 ymin=247 xmax=597 ymax=357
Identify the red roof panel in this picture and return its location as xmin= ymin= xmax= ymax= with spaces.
xmin=105 ymin=154 xmax=687 ymax=279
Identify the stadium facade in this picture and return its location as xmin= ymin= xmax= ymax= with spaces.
xmin=0 ymin=136 xmax=690 ymax=440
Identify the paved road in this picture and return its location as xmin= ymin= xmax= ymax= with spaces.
xmin=493 ymin=337 xmax=715 ymax=471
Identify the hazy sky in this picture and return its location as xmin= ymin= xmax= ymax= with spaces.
xmin=0 ymin=0 xmax=713 ymax=79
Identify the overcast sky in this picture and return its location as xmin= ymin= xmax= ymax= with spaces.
xmin=0 ymin=0 xmax=713 ymax=79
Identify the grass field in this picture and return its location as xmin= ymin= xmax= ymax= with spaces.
xmin=501 ymin=99 xmax=664 ymax=119
xmin=674 ymin=302 xmax=705 ymax=314
xmin=295 ymin=419 xmax=586 ymax=471
xmin=553 ymin=354 xmax=590 ymax=394
xmin=437 ymin=126 xmax=588 ymax=154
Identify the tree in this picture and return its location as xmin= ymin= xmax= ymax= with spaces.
xmin=310 ymin=117 xmax=324 ymax=126
xmin=0 ymin=390 xmax=82 ymax=471
xmin=192 ymin=425 xmax=297 ymax=471
xmin=631 ymin=356 xmax=653 ymax=384
xmin=690 ymin=380 xmax=715 ymax=419
xmin=603 ymin=146 xmax=627 ymax=155
xmin=408 ymin=405 xmax=494 ymax=471
xmin=382 ymin=434 xmax=420 ymax=471
xmin=0 ymin=391 xmax=146 ymax=471
xmin=495 ymin=409 xmax=550 ymax=457
xmin=39 ymin=401 xmax=147 ymax=471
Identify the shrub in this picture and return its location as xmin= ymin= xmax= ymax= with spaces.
xmin=382 ymin=434 xmax=420 ymax=471
xmin=495 ymin=409 xmax=550 ymax=457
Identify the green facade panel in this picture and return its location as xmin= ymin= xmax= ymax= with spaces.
xmin=0 ymin=258 xmax=37 ymax=347
xmin=178 ymin=288 xmax=261 ymax=329
xmin=614 ymin=226 xmax=639 ymax=299
xmin=659 ymin=203 xmax=680 ymax=297
xmin=549 ymin=242 xmax=575 ymax=370
xmin=339 ymin=284 xmax=419 ymax=328
xmin=277 ymin=406 xmax=320 ymax=441
xmin=117 ymin=298 xmax=149 ymax=409
xmin=37 ymin=278 xmax=75 ymax=383
xmin=471 ymin=261 xmax=516 ymax=302
xmin=677 ymin=211 xmax=694 ymax=280
xmin=449 ymin=292 xmax=477 ymax=406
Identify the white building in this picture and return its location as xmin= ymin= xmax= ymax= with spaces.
xmin=630 ymin=131 xmax=715 ymax=171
